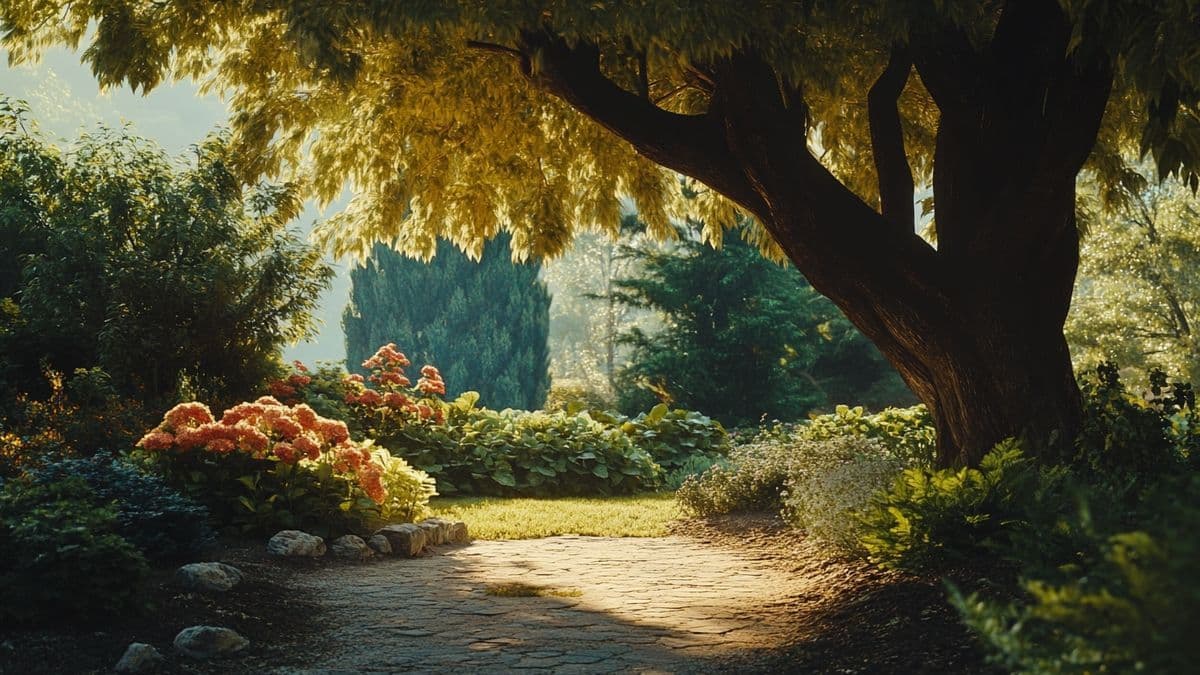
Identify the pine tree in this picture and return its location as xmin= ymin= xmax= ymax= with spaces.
xmin=612 ymin=225 xmax=913 ymax=426
xmin=344 ymin=233 xmax=550 ymax=410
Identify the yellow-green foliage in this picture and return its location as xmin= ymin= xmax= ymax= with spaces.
xmin=428 ymin=493 xmax=679 ymax=540
xmin=6 ymin=2 xmax=1196 ymax=263
xmin=859 ymin=440 xmax=1045 ymax=571
xmin=953 ymin=476 xmax=1200 ymax=674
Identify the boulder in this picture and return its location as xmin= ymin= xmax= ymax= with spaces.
xmin=417 ymin=520 xmax=446 ymax=545
xmin=114 ymin=642 xmax=164 ymax=672
xmin=367 ymin=534 xmax=393 ymax=555
xmin=447 ymin=520 xmax=469 ymax=543
xmin=374 ymin=523 xmax=427 ymax=557
xmin=173 ymin=626 xmax=248 ymax=659
xmin=330 ymin=534 xmax=373 ymax=560
xmin=175 ymin=562 xmax=243 ymax=592
xmin=267 ymin=530 xmax=326 ymax=557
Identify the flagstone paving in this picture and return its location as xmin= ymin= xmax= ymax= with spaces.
xmin=282 ymin=535 xmax=814 ymax=673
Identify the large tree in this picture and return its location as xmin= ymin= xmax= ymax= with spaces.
xmin=7 ymin=1 xmax=1198 ymax=465
xmin=344 ymin=234 xmax=551 ymax=410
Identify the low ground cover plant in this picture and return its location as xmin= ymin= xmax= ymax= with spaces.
xmin=30 ymin=452 xmax=214 ymax=562
xmin=0 ymin=477 xmax=149 ymax=625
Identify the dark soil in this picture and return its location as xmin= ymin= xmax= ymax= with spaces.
xmin=670 ymin=513 xmax=1004 ymax=675
xmin=0 ymin=540 xmax=325 ymax=675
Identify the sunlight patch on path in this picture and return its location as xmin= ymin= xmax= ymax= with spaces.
xmin=281 ymin=536 xmax=813 ymax=673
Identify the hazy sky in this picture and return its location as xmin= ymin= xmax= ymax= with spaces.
xmin=0 ymin=47 xmax=351 ymax=365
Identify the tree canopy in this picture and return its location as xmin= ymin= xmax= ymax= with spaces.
xmin=8 ymin=1 xmax=1195 ymax=260
xmin=1068 ymin=167 xmax=1200 ymax=387
xmin=8 ymin=1 xmax=1200 ymax=465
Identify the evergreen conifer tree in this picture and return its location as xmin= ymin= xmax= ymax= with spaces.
xmin=344 ymin=233 xmax=550 ymax=410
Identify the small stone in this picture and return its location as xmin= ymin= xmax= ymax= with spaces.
xmin=173 ymin=626 xmax=248 ymax=659
xmin=446 ymin=520 xmax=469 ymax=543
xmin=114 ymin=642 xmax=164 ymax=672
xmin=417 ymin=520 xmax=446 ymax=545
xmin=374 ymin=523 xmax=427 ymax=557
xmin=267 ymin=530 xmax=326 ymax=557
xmin=175 ymin=562 xmax=243 ymax=592
xmin=330 ymin=534 xmax=373 ymax=560
xmin=367 ymin=534 xmax=392 ymax=555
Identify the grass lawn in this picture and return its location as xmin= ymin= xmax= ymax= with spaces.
xmin=427 ymin=493 xmax=681 ymax=540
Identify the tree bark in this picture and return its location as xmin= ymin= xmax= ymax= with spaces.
xmin=516 ymin=1 xmax=1113 ymax=466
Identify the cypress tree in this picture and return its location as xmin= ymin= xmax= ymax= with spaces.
xmin=344 ymin=233 xmax=551 ymax=410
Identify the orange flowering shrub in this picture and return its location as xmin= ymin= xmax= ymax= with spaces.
xmin=342 ymin=343 xmax=448 ymax=424
xmin=136 ymin=396 xmax=435 ymax=534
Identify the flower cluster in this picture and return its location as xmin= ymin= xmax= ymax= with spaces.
xmin=343 ymin=343 xmax=447 ymax=424
xmin=137 ymin=397 xmax=388 ymax=503
xmin=266 ymin=362 xmax=313 ymax=403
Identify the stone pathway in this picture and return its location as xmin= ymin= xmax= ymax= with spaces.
xmin=283 ymin=535 xmax=813 ymax=673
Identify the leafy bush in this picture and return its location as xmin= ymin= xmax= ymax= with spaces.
xmin=30 ymin=452 xmax=214 ymax=562
xmin=280 ymin=348 xmax=667 ymax=496
xmin=953 ymin=475 xmax=1200 ymax=674
xmin=0 ymin=477 xmax=149 ymax=625
xmin=0 ymin=368 xmax=154 ymax=477
xmin=619 ymin=404 xmax=729 ymax=473
xmin=792 ymin=404 xmax=936 ymax=467
xmin=1074 ymin=363 xmax=1195 ymax=483
xmin=544 ymin=382 xmax=616 ymax=414
xmin=676 ymin=439 xmax=813 ymax=516
xmin=663 ymin=453 xmax=729 ymax=491
xmin=136 ymin=397 xmax=435 ymax=535
xmin=0 ymin=102 xmax=333 ymax=407
xmin=858 ymin=441 xmax=1057 ymax=572
xmin=394 ymin=404 xmax=662 ymax=496
xmin=679 ymin=405 xmax=932 ymax=518
xmin=783 ymin=444 xmax=905 ymax=553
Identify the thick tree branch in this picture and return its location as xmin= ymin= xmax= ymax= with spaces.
xmin=911 ymin=24 xmax=982 ymax=113
xmin=515 ymin=29 xmax=768 ymax=216
xmin=868 ymin=47 xmax=915 ymax=232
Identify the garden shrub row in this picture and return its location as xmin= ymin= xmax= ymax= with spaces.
xmin=275 ymin=346 xmax=729 ymax=497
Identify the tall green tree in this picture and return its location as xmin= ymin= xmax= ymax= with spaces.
xmin=13 ymin=1 xmax=1200 ymax=465
xmin=0 ymin=98 xmax=332 ymax=406
xmin=1067 ymin=167 xmax=1200 ymax=387
xmin=344 ymin=234 xmax=551 ymax=410
xmin=612 ymin=224 xmax=913 ymax=426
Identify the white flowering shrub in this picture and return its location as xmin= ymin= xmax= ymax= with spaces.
xmin=782 ymin=444 xmax=905 ymax=554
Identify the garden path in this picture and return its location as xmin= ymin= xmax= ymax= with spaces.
xmin=281 ymin=535 xmax=815 ymax=673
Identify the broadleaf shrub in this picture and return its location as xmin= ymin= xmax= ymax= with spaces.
xmin=619 ymin=404 xmax=729 ymax=473
xmin=30 ymin=452 xmax=214 ymax=562
xmin=677 ymin=405 xmax=933 ymax=518
xmin=0 ymin=477 xmax=149 ymax=625
xmin=273 ymin=349 xmax=730 ymax=496
xmin=857 ymin=440 xmax=1052 ymax=572
xmin=1074 ymin=362 xmax=1196 ymax=484
xmin=953 ymin=474 xmax=1200 ymax=674
xmin=136 ymin=396 xmax=435 ymax=535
